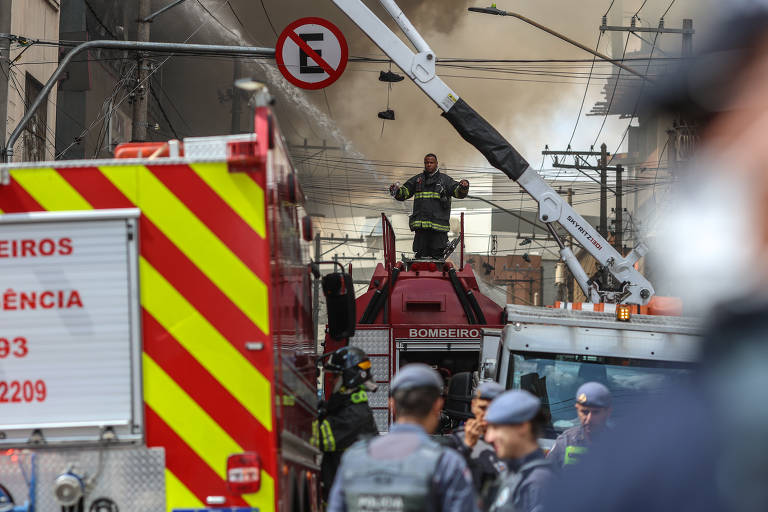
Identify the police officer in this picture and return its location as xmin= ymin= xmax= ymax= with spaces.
xmin=484 ymin=390 xmax=554 ymax=512
xmin=313 ymin=347 xmax=379 ymax=503
xmin=547 ymin=381 xmax=611 ymax=469
xmin=327 ymin=363 xmax=478 ymax=512
xmin=443 ymin=381 xmax=507 ymax=498
xmin=390 ymin=153 xmax=470 ymax=259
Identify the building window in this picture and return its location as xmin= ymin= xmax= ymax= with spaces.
xmin=23 ymin=73 xmax=47 ymax=162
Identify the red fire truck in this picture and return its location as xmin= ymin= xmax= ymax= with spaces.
xmin=324 ymin=214 xmax=504 ymax=430
xmin=0 ymin=106 xmax=321 ymax=512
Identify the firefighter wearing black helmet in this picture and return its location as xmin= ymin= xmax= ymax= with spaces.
xmin=313 ymin=346 xmax=379 ymax=503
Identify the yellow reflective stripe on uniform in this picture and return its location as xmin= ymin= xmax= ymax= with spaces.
xmin=414 ymin=191 xmax=441 ymax=200
xmin=410 ymin=220 xmax=450 ymax=232
xmin=310 ymin=420 xmax=320 ymax=448
xmin=350 ymin=389 xmax=368 ymax=404
xmin=144 ymin=353 xmax=276 ymax=511
xmin=100 ymin=165 xmax=270 ymax=335
xmin=320 ymin=419 xmax=336 ymax=452
xmin=165 ymin=469 xmax=203 ymax=512
xmin=140 ymin=257 xmax=272 ymax=431
xmin=11 ymin=168 xmax=92 ymax=211
xmin=189 ymin=163 xmax=266 ymax=238
xmin=564 ymin=445 xmax=588 ymax=465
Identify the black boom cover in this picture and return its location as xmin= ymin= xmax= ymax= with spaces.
xmin=322 ymin=272 xmax=356 ymax=340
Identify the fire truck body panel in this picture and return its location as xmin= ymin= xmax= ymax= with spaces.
xmin=0 ymin=107 xmax=318 ymax=511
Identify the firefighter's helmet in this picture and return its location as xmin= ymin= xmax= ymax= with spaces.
xmin=325 ymin=346 xmax=374 ymax=389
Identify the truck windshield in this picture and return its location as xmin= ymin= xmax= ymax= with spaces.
xmin=508 ymin=352 xmax=694 ymax=438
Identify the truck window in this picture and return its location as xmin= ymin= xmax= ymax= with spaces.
xmin=507 ymin=352 xmax=694 ymax=438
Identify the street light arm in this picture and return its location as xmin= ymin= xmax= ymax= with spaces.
xmin=468 ymin=6 xmax=653 ymax=82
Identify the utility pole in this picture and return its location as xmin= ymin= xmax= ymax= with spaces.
xmin=615 ymin=165 xmax=623 ymax=253
xmin=599 ymin=143 xmax=608 ymax=239
xmin=0 ymin=1 xmax=13 ymax=160
xmin=132 ymin=0 xmax=151 ymax=142
xmin=312 ymin=233 xmax=321 ymax=344
xmin=682 ymin=19 xmax=693 ymax=57
xmin=565 ymin=188 xmax=576 ymax=302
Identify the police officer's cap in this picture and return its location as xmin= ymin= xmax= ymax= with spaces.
xmin=485 ymin=390 xmax=541 ymax=425
xmin=575 ymin=382 xmax=611 ymax=409
xmin=474 ymin=381 xmax=505 ymax=401
xmin=390 ymin=363 xmax=443 ymax=394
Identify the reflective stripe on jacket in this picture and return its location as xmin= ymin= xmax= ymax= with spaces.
xmin=394 ymin=170 xmax=468 ymax=232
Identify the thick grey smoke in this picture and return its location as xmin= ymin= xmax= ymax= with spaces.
xmin=144 ymin=0 xmax=709 ymax=221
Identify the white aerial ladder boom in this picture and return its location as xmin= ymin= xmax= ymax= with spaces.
xmin=332 ymin=0 xmax=654 ymax=305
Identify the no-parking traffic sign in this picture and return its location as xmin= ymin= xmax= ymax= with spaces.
xmin=276 ymin=17 xmax=349 ymax=90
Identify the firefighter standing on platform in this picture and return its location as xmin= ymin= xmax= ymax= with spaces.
xmin=390 ymin=154 xmax=470 ymax=259
xmin=313 ymin=347 xmax=379 ymax=503
xmin=327 ymin=363 xmax=478 ymax=512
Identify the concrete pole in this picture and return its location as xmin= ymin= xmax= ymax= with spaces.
xmin=567 ymin=188 xmax=574 ymax=302
xmin=0 ymin=0 xmax=13 ymax=156
xmin=682 ymin=19 xmax=693 ymax=57
xmin=615 ymin=165 xmax=623 ymax=253
xmin=131 ymin=0 xmax=151 ymax=141
xmin=312 ymin=233 xmax=321 ymax=344
xmin=599 ymin=143 xmax=608 ymax=238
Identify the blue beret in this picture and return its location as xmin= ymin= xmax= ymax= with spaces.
xmin=474 ymin=381 xmax=505 ymax=401
xmin=390 ymin=363 xmax=443 ymax=394
xmin=485 ymin=390 xmax=541 ymax=425
xmin=576 ymin=382 xmax=611 ymax=408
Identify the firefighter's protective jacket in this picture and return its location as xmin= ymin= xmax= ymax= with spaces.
xmin=312 ymin=387 xmax=378 ymax=500
xmin=394 ymin=170 xmax=469 ymax=232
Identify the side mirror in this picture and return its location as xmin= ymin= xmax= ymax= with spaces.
xmin=443 ymin=371 xmax=475 ymax=421
xmin=322 ymin=272 xmax=356 ymax=340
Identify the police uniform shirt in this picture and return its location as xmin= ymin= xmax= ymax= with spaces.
xmin=489 ymin=449 xmax=553 ymax=512
xmin=327 ymin=423 xmax=479 ymax=512
xmin=547 ymin=424 xmax=589 ymax=469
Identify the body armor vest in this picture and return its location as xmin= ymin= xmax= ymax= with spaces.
xmin=489 ymin=458 xmax=552 ymax=512
xmin=341 ymin=436 xmax=444 ymax=512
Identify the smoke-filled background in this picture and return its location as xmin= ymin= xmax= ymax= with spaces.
xmin=124 ymin=0 xmax=713 ymax=231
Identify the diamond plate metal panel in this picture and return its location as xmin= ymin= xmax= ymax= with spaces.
xmin=348 ymin=328 xmax=389 ymax=355
xmin=372 ymin=408 xmax=390 ymax=432
xmin=0 ymin=446 xmax=165 ymax=511
xmin=368 ymin=356 xmax=389 ymax=383
xmin=367 ymin=383 xmax=389 ymax=409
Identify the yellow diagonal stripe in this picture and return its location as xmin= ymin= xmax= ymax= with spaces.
xmin=144 ymin=354 xmax=275 ymax=512
xmin=10 ymin=168 xmax=92 ymax=211
xmin=190 ymin=162 xmax=266 ymax=238
xmin=100 ymin=165 xmax=269 ymax=335
xmin=141 ymin=257 xmax=272 ymax=431
xmin=165 ymin=469 xmax=203 ymax=512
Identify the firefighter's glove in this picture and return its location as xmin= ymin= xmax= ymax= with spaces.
xmin=457 ymin=180 xmax=470 ymax=198
xmin=389 ymin=182 xmax=400 ymax=197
